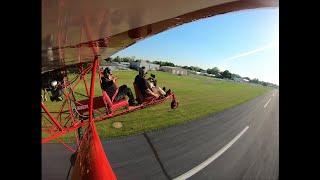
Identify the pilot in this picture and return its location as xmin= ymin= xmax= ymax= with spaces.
xmin=49 ymin=80 xmax=63 ymax=101
xmin=101 ymin=67 xmax=139 ymax=106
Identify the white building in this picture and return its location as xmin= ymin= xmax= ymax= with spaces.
xmin=119 ymin=62 xmax=130 ymax=70
xmin=159 ymin=66 xmax=188 ymax=75
xmin=129 ymin=61 xmax=160 ymax=71
xmin=233 ymin=77 xmax=249 ymax=83
xmin=100 ymin=62 xmax=120 ymax=71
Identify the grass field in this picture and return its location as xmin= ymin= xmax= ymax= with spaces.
xmin=42 ymin=70 xmax=271 ymax=142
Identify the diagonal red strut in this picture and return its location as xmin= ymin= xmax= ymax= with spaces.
xmin=71 ymin=15 xmax=117 ymax=180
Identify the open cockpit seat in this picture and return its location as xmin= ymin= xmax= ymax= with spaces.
xmin=133 ymin=83 xmax=156 ymax=104
xmin=101 ymin=90 xmax=129 ymax=113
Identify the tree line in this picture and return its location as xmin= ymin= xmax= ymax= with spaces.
xmin=104 ymin=56 xmax=278 ymax=88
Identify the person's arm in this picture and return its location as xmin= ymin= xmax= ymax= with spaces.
xmin=108 ymin=75 xmax=118 ymax=84
xmin=149 ymin=82 xmax=155 ymax=88
xmin=145 ymin=89 xmax=159 ymax=98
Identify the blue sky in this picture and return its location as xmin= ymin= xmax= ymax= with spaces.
xmin=112 ymin=8 xmax=279 ymax=85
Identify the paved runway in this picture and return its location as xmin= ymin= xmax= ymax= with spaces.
xmin=42 ymin=89 xmax=279 ymax=180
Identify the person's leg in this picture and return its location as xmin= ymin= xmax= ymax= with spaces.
xmin=125 ymin=88 xmax=135 ymax=101
xmin=113 ymin=85 xmax=128 ymax=101
xmin=43 ymin=89 xmax=48 ymax=102
xmin=50 ymin=88 xmax=63 ymax=101
xmin=114 ymin=85 xmax=139 ymax=105
xmin=157 ymin=87 xmax=166 ymax=95
xmin=114 ymin=85 xmax=136 ymax=101
xmin=151 ymin=87 xmax=157 ymax=94
xmin=57 ymin=89 xmax=63 ymax=100
xmin=152 ymin=87 xmax=166 ymax=96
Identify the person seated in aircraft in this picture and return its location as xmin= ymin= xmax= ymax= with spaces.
xmin=134 ymin=67 xmax=171 ymax=99
xmin=42 ymin=70 xmax=65 ymax=102
xmin=147 ymin=73 xmax=171 ymax=98
xmin=49 ymin=80 xmax=63 ymax=101
xmin=101 ymin=67 xmax=139 ymax=106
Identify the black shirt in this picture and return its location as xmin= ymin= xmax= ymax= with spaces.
xmin=134 ymin=75 xmax=150 ymax=95
xmin=101 ymin=77 xmax=117 ymax=99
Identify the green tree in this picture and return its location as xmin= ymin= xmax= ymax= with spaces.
xmin=105 ymin=57 xmax=113 ymax=62
xmin=211 ymin=67 xmax=220 ymax=75
xmin=243 ymin=77 xmax=251 ymax=81
xmin=231 ymin=73 xmax=241 ymax=78
xmin=114 ymin=56 xmax=121 ymax=63
xmin=162 ymin=61 xmax=175 ymax=67
xmin=182 ymin=66 xmax=189 ymax=69
xmin=250 ymin=78 xmax=260 ymax=84
xmin=222 ymin=70 xmax=232 ymax=79
xmin=122 ymin=57 xmax=131 ymax=62
xmin=153 ymin=61 xmax=161 ymax=65
xmin=207 ymin=67 xmax=219 ymax=75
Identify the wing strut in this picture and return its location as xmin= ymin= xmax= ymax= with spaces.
xmin=70 ymin=16 xmax=117 ymax=180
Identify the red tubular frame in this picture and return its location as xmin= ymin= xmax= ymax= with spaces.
xmin=41 ymin=103 xmax=64 ymax=131
xmin=42 ymin=88 xmax=177 ymax=144
xmin=42 ymin=11 xmax=117 ymax=180
xmin=82 ymin=72 xmax=90 ymax=96
xmin=83 ymin=14 xmax=99 ymax=124
xmin=71 ymin=123 xmax=117 ymax=180
xmin=42 ymin=15 xmax=177 ymax=178
xmin=55 ymin=137 xmax=76 ymax=153
xmin=88 ymin=56 xmax=98 ymax=124
xmin=42 ymin=121 xmax=89 ymax=144
xmin=70 ymin=16 xmax=117 ymax=180
xmin=41 ymin=15 xmax=179 ymax=146
xmin=78 ymin=27 xmax=83 ymax=63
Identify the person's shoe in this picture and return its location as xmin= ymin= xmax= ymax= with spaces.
xmin=129 ymin=99 xmax=140 ymax=106
xmin=162 ymin=87 xmax=166 ymax=91
xmin=57 ymin=97 xmax=63 ymax=101
xmin=50 ymin=96 xmax=54 ymax=102
xmin=165 ymin=89 xmax=171 ymax=96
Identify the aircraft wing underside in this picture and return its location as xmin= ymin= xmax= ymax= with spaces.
xmin=41 ymin=0 xmax=278 ymax=73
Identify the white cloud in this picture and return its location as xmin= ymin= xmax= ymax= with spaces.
xmin=222 ymin=42 xmax=278 ymax=63
xmin=210 ymin=41 xmax=278 ymax=72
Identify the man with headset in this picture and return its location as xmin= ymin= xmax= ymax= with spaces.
xmin=101 ymin=67 xmax=139 ymax=106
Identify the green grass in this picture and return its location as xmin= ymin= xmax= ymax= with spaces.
xmin=42 ymin=70 xmax=271 ymax=142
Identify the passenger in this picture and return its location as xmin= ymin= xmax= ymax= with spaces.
xmin=147 ymin=73 xmax=171 ymax=98
xmin=134 ymin=67 xmax=171 ymax=99
xmin=101 ymin=67 xmax=139 ymax=106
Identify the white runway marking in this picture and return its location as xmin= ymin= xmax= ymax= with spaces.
xmin=264 ymin=98 xmax=272 ymax=108
xmin=173 ymin=126 xmax=250 ymax=180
